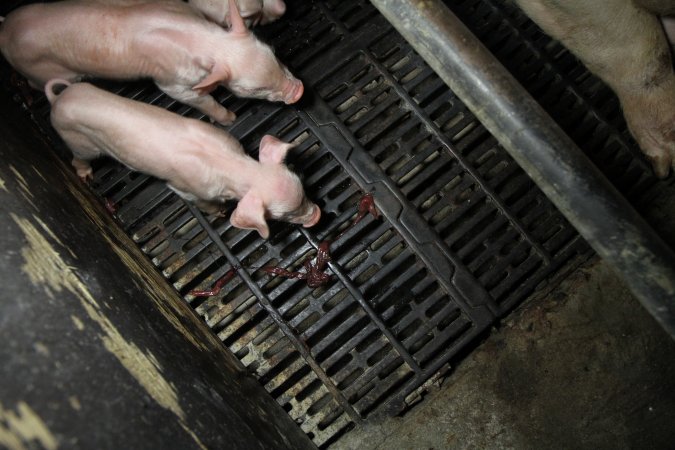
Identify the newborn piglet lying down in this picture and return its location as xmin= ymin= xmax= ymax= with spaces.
xmin=46 ymin=80 xmax=321 ymax=239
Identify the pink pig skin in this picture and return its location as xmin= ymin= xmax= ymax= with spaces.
xmin=260 ymin=0 xmax=287 ymax=24
xmin=46 ymin=80 xmax=320 ymax=239
xmin=188 ymin=0 xmax=286 ymax=26
xmin=0 ymin=0 xmax=303 ymax=125
xmin=188 ymin=0 xmax=264 ymax=27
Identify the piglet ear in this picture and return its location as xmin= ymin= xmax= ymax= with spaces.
xmin=228 ymin=0 xmax=249 ymax=35
xmin=192 ymin=59 xmax=230 ymax=94
xmin=231 ymin=192 xmax=270 ymax=239
xmin=259 ymin=135 xmax=294 ymax=165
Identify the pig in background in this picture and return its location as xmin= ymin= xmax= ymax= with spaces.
xmin=516 ymin=0 xmax=675 ymax=178
xmin=46 ymin=79 xmax=321 ymax=239
xmin=188 ymin=0 xmax=287 ymax=27
xmin=0 ymin=0 xmax=303 ymax=126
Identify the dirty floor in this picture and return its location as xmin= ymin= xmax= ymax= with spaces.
xmin=337 ymin=255 xmax=675 ymax=449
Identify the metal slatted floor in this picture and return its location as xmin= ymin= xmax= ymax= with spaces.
xmin=3 ymin=0 xmax=672 ymax=447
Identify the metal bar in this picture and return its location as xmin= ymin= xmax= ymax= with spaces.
xmin=479 ymin=0 xmax=654 ymax=174
xmin=369 ymin=0 xmax=675 ymax=337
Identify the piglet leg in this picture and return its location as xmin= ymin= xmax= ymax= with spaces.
xmin=68 ymin=144 xmax=101 ymax=183
xmin=155 ymin=82 xmax=236 ymax=126
xmin=516 ymin=0 xmax=675 ymax=178
xmin=72 ymin=157 xmax=94 ymax=182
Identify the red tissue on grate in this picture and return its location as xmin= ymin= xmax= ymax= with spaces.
xmin=189 ymin=266 xmax=239 ymax=297
xmin=262 ymin=193 xmax=380 ymax=288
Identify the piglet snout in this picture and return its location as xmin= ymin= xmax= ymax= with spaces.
xmin=284 ymin=80 xmax=304 ymax=104
xmin=303 ymin=204 xmax=321 ymax=228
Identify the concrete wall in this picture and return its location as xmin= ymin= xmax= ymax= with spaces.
xmin=0 ymin=91 xmax=315 ymax=450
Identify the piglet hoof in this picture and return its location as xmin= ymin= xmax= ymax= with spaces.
xmin=76 ymin=168 xmax=94 ymax=184
xmin=72 ymin=158 xmax=94 ymax=183
xmin=643 ymin=135 xmax=675 ymax=179
xmin=211 ymin=110 xmax=237 ymax=126
xmin=78 ymin=173 xmax=94 ymax=184
xmin=621 ymin=80 xmax=675 ymax=179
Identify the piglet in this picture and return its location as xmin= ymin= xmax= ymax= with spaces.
xmin=0 ymin=0 xmax=303 ymax=126
xmin=46 ymin=80 xmax=320 ymax=238
xmin=189 ymin=0 xmax=286 ymax=27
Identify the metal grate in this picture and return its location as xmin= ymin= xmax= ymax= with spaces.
xmin=5 ymin=0 xmax=671 ymax=446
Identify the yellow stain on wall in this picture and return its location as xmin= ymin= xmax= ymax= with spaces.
xmin=71 ymin=315 xmax=85 ymax=331
xmin=9 ymin=165 xmax=37 ymax=211
xmin=8 ymin=165 xmax=31 ymax=198
xmin=64 ymin=182 xmax=222 ymax=358
xmin=34 ymin=215 xmax=77 ymax=260
xmin=11 ymin=213 xmax=187 ymax=423
xmin=0 ymin=402 xmax=58 ymax=450
xmin=31 ymin=166 xmax=48 ymax=183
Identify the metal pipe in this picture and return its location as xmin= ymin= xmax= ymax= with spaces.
xmin=369 ymin=0 xmax=675 ymax=337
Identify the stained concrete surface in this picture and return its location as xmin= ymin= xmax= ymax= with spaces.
xmin=337 ymin=257 xmax=675 ymax=450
